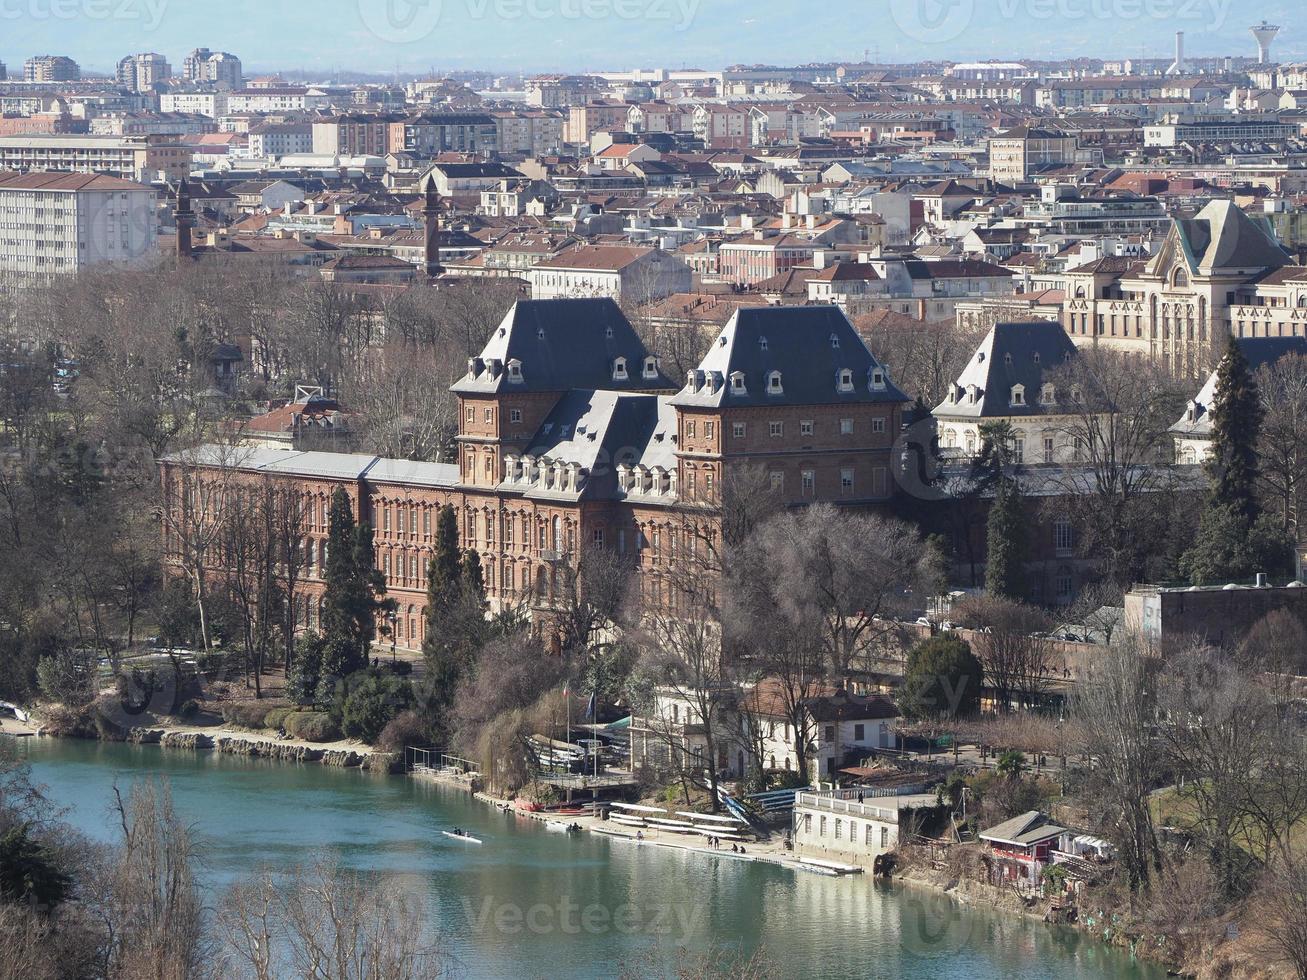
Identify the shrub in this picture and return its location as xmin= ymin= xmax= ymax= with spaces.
xmin=263 ymin=707 xmax=294 ymax=730
xmin=338 ymin=671 xmax=414 ymax=744
xmin=285 ymin=711 xmax=339 ymax=742
xmin=221 ymin=701 xmax=273 ymax=729
xmin=376 ymin=709 xmax=427 ymax=753
xmin=390 ymin=660 xmax=413 ymax=677
xmin=36 ymin=648 xmax=97 ymax=708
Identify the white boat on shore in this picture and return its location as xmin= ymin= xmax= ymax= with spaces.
xmin=442 ymin=831 xmax=483 ymax=844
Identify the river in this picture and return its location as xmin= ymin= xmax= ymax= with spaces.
xmin=11 ymin=737 xmax=1163 ymax=980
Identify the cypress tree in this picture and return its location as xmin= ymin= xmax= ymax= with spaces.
xmin=424 ymin=504 xmax=462 ymax=641
xmin=985 ymin=476 xmax=1027 ymax=601
xmin=320 ymin=488 xmax=387 ymax=686
xmin=1207 ymin=336 xmax=1263 ymax=523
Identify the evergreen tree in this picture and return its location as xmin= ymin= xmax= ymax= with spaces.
xmin=424 ymin=504 xmax=462 ymax=637
xmin=1181 ymin=338 xmax=1283 ymax=584
xmin=898 ymin=634 xmax=984 ymax=720
xmin=1207 ymin=336 xmax=1264 ymax=523
xmin=985 ymin=476 xmax=1027 ymax=600
xmin=319 ymin=488 xmax=387 ymax=688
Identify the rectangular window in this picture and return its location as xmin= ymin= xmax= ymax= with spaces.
xmin=769 ymin=421 xmax=783 ymax=438
xmin=820 ymin=816 xmax=827 ymax=837
xmin=705 ymin=421 xmax=715 ymax=438
xmin=824 ymin=725 xmax=835 ymax=742
xmin=687 ymin=420 xmax=696 ymax=438
xmin=484 ymin=408 xmax=493 ymax=424
xmin=466 ymin=406 xmax=474 ymax=423
xmin=770 ymin=472 xmax=784 ymax=492
xmin=840 ymin=418 xmax=854 ymax=435
xmin=1044 ymin=437 xmax=1055 ymax=464
xmin=732 ymin=422 xmax=746 ymax=438
xmin=1054 ymin=520 xmax=1074 ymax=555
xmin=802 ymin=470 xmax=815 ymax=495
xmin=510 ymin=408 xmax=522 ymax=423
xmin=881 ymin=826 xmax=889 ymax=848
xmin=854 ymin=723 xmax=865 ymax=741
xmin=865 ymin=824 xmax=875 ymax=845
xmin=872 ymin=417 xmax=886 ymax=434
xmin=835 ymin=819 xmax=842 ymax=840
xmin=383 ymin=507 xmax=391 ymax=532
xmin=410 ymin=555 xmax=418 ymax=579
xmin=593 ymin=528 xmax=604 ymax=547
xmin=801 ymin=420 xmax=814 ymax=436
xmin=423 ymin=509 xmax=431 ymax=535
xmin=841 ymin=468 xmax=854 ymax=494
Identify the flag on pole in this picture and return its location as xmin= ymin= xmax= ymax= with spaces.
xmin=585 ymin=692 xmax=596 ymax=719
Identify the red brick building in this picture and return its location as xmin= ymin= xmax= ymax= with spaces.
xmin=160 ymin=298 xmax=908 ymax=649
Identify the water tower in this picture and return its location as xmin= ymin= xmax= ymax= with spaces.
xmin=1251 ymin=22 xmax=1280 ymax=64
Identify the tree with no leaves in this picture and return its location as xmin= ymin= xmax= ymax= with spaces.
xmin=952 ymin=596 xmax=1054 ymax=712
xmin=729 ymin=503 xmax=941 ymax=689
xmin=1046 ymin=348 xmax=1188 ymax=587
xmin=1070 ymin=636 xmax=1163 ymax=895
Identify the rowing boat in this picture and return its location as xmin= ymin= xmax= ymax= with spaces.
xmin=441 ymin=831 xmax=483 ymax=844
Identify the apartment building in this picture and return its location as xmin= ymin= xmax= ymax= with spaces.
xmin=160 ymin=91 xmax=230 ymax=118
xmin=0 ymin=134 xmax=192 ymax=181
xmin=24 ymin=56 xmax=80 ymax=83
xmin=389 ymin=113 xmax=498 ymax=155
xmin=115 ymin=53 xmax=171 ymax=93
xmin=0 ymin=170 xmax=157 ymax=280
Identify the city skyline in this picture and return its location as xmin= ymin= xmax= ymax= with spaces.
xmin=0 ymin=0 xmax=1301 ymax=77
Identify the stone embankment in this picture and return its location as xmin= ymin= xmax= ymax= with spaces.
xmin=121 ymin=727 xmax=400 ymax=772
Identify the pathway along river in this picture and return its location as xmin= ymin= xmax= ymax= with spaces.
xmin=14 ymin=737 xmax=1164 ymax=980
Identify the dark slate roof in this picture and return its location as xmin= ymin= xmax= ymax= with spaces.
xmin=515 ymin=389 xmax=676 ymax=501
xmin=671 ymin=305 xmax=908 ymax=409
xmin=451 ymin=298 xmax=675 ymax=395
xmin=934 ymin=321 xmax=1078 ymax=419
xmin=1173 ymin=337 xmax=1307 ymax=439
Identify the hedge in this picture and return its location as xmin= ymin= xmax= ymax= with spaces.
xmin=284 ymin=711 xmax=339 ymax=743
xmin=221 ymin=701 xmax=274 ymax=729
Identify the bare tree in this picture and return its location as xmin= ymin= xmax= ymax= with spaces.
xmin=218 ymin=859 xmax=449 ymax=980
xmin=1047 ymin=349 xmax=1189 ymax=587
xmin=856 ymin=315 xmax=984 ymax=408
xmin=1257 ymin=353 xmax=1307 ymax=536
xmin=732 ymin=504 xmax=940 ymax=687
xmin=338 ymin=342 xmax=459 ymax=461
xmin=103 ymin=781 xmax=207 ymax=980
xmin=952 ymin=597 xmax=1054 ymax=712
xmin=1070 ymin=636 xmax=1163 ymax=895
xmin=1254 ymin=855 xmax=1307 ymax=979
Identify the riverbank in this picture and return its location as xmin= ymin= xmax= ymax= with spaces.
xmin=15 ymin=718 xmax=399 ymax=772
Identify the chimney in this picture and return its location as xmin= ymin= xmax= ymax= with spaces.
xmin=173 ymin=178 xmax=194 ymax=263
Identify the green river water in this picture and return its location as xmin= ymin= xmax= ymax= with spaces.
xmin=11 ymin=736 xmax=1165 ymax=980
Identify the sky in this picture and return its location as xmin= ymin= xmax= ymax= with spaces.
xmin=1 ymin=0 xmax=1303 ymax=77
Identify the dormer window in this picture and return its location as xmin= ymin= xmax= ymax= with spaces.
xmin=1011 ymin=384 xmax=1026 ymax=407
xmin=730 ymin=371 xmax=746 ymax=393
xmin=758 ymin=336 xmax=769 ymax=351
xmin=829 ymin=334 xmax=840 ymax=349
xmin=605 ymin=326 xmax=614 ymax=338
xmin=837 ymin=369 xmax=854 ymax=392
xmin=1004 ymin=352 xmax=1013 ymax=365
xmin=766 ymin=371 xmax=783 ymax=394
xmin=968 ymin=385 xmax=980 ymax=405
xmin=1033 ymin=352 xmax=1041 ymax=365
xmin=613 ymin=356 xmax=628 ymax=380
xmin=507 ymin=359 xmax=523 ymax=381
xmin=537 ymin=328 xmax=546 ymax=339
xmin=870 ymin=368 xmax=886 ymax=390
xmin=642 ymin=355 xmax=658 ymax=379
xmin=1071 ymin=385 xmax=1084 ymax=404
xmin=1040 ymin=383 xmax=1056 ymax=405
